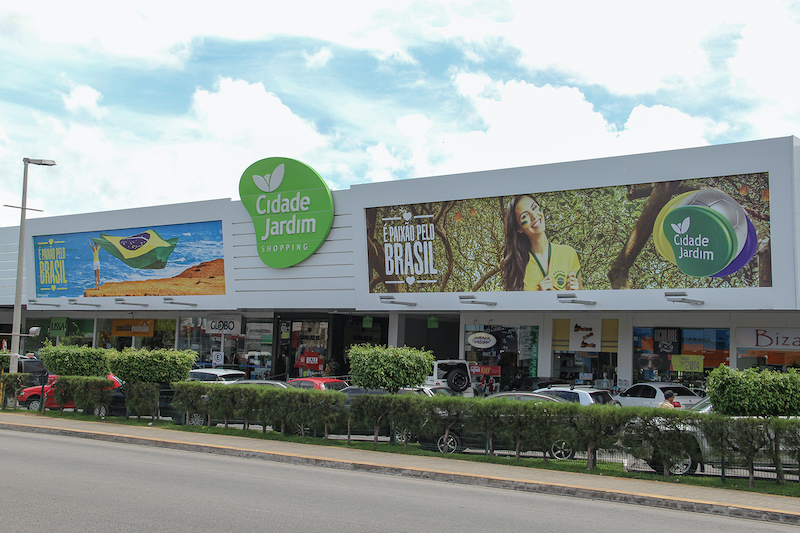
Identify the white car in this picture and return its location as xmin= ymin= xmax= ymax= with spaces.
xmin=532 ymin=385 xmax=617 ymax=406
xmin=188 ymin=368 xmax=247 ymax=382
xmin=613 ymin=382 xmax=701 ymax=409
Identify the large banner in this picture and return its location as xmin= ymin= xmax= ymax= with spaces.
xmin=34 ymin=220 xmax=224 ymax=298
xmin=366 ymin=174 xmax=771 ymax=292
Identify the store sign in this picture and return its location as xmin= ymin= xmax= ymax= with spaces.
xmin=366 ymin=172 xmax=770 ymax=292
xmin=736 ymin=327 xmax=800 ymax=350
xmin=112 ymin=319 xmax=154 ymax=337
xmin=654 ymin=328 xmax=681 ymax=358
xmin=467 ymin=332 xmax=497 ymax=349
xmin=671 ymin=354 xmax=704 ymax=372
xmin=202 ymin=316 xmax=242 ymax=335
xmin=569 ymin=319 xmax=601 ymax=352
xmin=469 ymin=364 xmax=501 ymax=376
xmin=239 ymin=157 xmax=334 ymax=269
xmin=49 ymin=317 xmax=67 ymax=337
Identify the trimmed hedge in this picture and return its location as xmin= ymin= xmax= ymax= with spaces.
xmin=348 ymin=344 xmax=434 ymax=393
xmin=1 ymin=373 xmax=29 ymax=410
xmin=707 ymin=365 xmax=800 ymax=416
xmin=108 ymin=348 xmax=196 ymax=384
xmin=39 ymin=344 xmax=111 ymax=377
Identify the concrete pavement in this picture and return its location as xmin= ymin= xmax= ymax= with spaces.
xmin=1 ymin=410 xmax=798 ymax=524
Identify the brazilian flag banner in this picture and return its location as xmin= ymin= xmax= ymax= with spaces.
xmin=92 ymin=230 xmax=179 ymax=269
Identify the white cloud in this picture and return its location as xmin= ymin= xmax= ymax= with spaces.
xmin=303 ymin=47 xmax=333 ymax=69
xmin=379 ymin=74 xmax=723 ymax=179
xmin=61 ymin=83 xmax=109 ymax=120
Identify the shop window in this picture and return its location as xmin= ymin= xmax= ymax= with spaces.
xmin=98 ymin=318 xmax=176 ymax=351
xmin=552 ymin=319 xmax=618 ymax=389
xmin=241 ymin=318 xmax=274 ymax=379
xmin=633 ymin=327 xmax=728 ymax=389
xmin=464 ymin=324 xmax=539 ymax=393
xmin=277 ymin=320 xmax=328 ymax=379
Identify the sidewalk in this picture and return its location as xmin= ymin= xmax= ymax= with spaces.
xmin=1 ymin=411 xmax=798 ymax=524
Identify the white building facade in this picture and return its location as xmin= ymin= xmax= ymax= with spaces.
xmin=2 ymin=137 xmax=799 ymax=392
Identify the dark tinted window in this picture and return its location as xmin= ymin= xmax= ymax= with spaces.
xmin=661 ymin=385 xmax=695 ymax=397
xmin=624 ymin=385 xmax=647 ymax=398
xmin=323 ymin=381 xmax=347 ymax=391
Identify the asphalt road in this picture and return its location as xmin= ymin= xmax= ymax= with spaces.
xmin=1 ymin=430 xmax=795 ymax=533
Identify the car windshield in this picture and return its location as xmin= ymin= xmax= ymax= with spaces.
xmin=219 ymin=374 xmax=245 ymax=381
xmin=689 ymin=397 xmax=713 ymax=411
xmin=324 ymin=381 xmax=347 ymax=391
xmin=589 ymin=391 xmax=614 ymax=404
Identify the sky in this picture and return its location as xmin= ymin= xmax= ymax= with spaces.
xmin=2 ymin=1 xmax=800 ymax=228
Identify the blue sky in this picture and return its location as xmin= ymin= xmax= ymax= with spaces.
xmin=2 ymin=1 xmax=799 ymax=227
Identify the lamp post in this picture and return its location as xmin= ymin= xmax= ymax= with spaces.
xmin=7 ymin=158 xmax=56 ymax=373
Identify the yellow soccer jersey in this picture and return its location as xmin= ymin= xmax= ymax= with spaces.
xmin=523 ymin=243 xmax=581 ymax=291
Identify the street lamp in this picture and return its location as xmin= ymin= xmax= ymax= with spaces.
xmin=6 ymin=158 xmax=56 ymax=373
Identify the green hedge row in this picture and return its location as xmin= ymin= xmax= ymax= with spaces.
xmin=37 ymin=344 xmax=196 ymax=384
xmin=167 ymin=385 xmax=800 ymax=486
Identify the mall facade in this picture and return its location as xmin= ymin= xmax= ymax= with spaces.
xmin=2 ymin=137 xmax=799 ymax=393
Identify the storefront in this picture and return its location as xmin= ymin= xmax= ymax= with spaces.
xmin=2 ymin=138 xmax=798 ymax=393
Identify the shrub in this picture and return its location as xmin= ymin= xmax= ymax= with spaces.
xmin=125 ymin=382 xmax=160 ymax=420
xmin=53 ymin=378 xmax=73 ymax=413
xmin=348 ymin=344 xmax=434 ymax=393
xmin=108 ymin=348 xmax=195 ymax=384
xmin=39 ymin=343 xmax=110 ymax=377
xmin=707 ymin=365 xmax=800 ymax=416
xmin=171 ymin=381 xmax=214 ymax=425
xmin=1 ymin=373 xmax=29 ymax=410
xmin=70 ymin=376 xmax=114 ymax=416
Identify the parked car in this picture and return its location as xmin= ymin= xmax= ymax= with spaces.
xmin=425 ymin=359 xmax=473 ymax=396
xmin=613 ymin=382 xmax=702 ymax=409
xmin=486 ymin=391 xmax=566 ymax=403
xmin=533 ymin=385 xmax=617 ymax=406
xmin=17 ymin=374 xmax=126 ymax=416
xmin=287 ymin=377 xmax=348 ymax=391
xmin=188 ymin=368 xmax=247 ymax=382
xmin=417 ymin=392 xmax=575 ymax=458
xmin=12 ymin=355 xmax=51 ymax=386
xmin=230 ymin=379 xmax=288 ymax=388
xmin=510 ymin=376 xmax=568 ymax=391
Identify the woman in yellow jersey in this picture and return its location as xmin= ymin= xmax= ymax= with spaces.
xmin=503 ymin=194 xmax=583 ymax=291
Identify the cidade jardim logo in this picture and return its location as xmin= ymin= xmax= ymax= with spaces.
xmin=239 ymin=157 xmax=334 ymax=268
xmin=654 ymin=189 xmax=757 ymax=278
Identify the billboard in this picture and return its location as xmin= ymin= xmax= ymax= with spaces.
xmin=34 ymin=220 xmax=224 ymax=298
xmin=366 ymin=173 xmax=771 ymax=293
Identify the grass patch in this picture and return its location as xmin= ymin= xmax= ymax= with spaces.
xmin=14 ymin=409 xmax=800 ymax=498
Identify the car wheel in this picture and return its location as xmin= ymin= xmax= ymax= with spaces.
xmin=446 ymin=369 xmax=470 ymax=392
xmin=649 ymin=450 xmax=698 ymax=475
xmin=294 ymin=423 xmax=311 ymax=436
xmin=394 ymin=428 xmax=412 ymax=444
xmin=548 ymin=439 xmax=574 ymax=460
xmin=27 ymin=397 xmax=41 ymax=411
xmin=93 ymin=404 xmax=108 ymax=417
xmin=436 ymin=432 xmax=463 ymax=454
xmin=187 ymin=412 xmax=205 ymax=425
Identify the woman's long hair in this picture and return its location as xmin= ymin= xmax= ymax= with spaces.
xmin=503 ymin=194 xmax=538 ymax=291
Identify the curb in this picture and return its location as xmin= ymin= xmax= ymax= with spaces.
xmin=2 ymin=421 xmax=798 ymax=525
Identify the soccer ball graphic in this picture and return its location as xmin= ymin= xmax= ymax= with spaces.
xmin=675 ymin=189 xmax=749 ymax=258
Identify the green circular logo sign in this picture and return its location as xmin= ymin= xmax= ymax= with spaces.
xmin=239 ymin=157 xmax=334 ymax=268
xmin=663 ymin=206 xmax=736 ymax=277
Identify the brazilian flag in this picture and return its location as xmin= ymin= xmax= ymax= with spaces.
xmin=92 ymin=230 xmax=179 ymax=269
